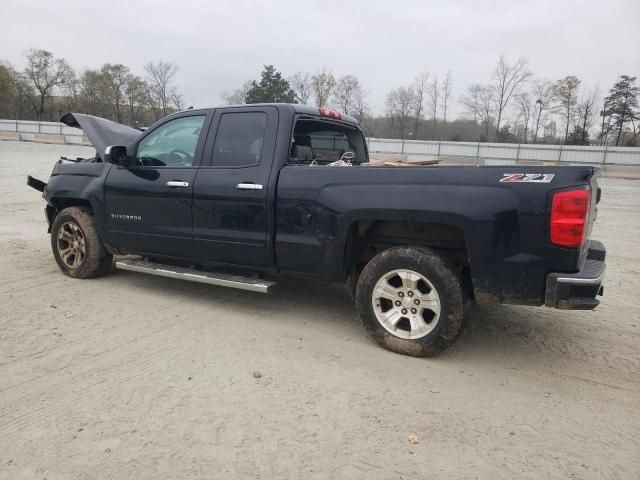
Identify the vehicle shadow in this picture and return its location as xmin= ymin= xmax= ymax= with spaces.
xmin=441 ymin=303 xmax=592 ymax=366
xmin=112 ymin=269 xmax=365 ymax=337
xmin=111 ymin=269 xmax=592 ymax=367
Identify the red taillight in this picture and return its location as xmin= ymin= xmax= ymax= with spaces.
xmin=319 ymin=107 xmax=342 ymax=120
xmin=550 ymin=188 xmax=590 ymax=247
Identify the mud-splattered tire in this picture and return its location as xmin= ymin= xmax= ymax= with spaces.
xmin=51 ymin=207 xmax=112 ymax=278
xmin=355 ymin=246 xmax=463 ymax=357
xmin=346 ymin=270 xmax=359 ymax=301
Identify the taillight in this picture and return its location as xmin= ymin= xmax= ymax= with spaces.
xmin=550 ymin=187 xmax=590 ymax=247
xmin=319 ymin=107 xmax=342 ymax=120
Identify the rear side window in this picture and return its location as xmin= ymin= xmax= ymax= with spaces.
xmin=211 ymin=112 xmax=267 ymax=167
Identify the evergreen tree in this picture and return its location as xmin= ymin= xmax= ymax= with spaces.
xmin=604 ymin=75 xmax=639 ymax=146
xmin=246 ymin=65 xmax=296 ymax=104
xmin=495 ymin=124 xmax=517 ymax=143
xmin=566 ymin=125 xmax=590 ymax=145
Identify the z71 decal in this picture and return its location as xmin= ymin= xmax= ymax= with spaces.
xmin=499 ymin=173 xmax=555 ymax=183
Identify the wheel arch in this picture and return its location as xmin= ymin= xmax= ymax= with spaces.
xmin=46 ymin=197 xmax=95 ymax=232
xmin=342 ymin=217 xmax=474 ymax=300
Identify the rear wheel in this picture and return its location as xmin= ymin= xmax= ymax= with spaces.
xmin=355 ymin=246 xmax=463 ymax=357
xmin=51 ymin=207 xmax=112 ymax=278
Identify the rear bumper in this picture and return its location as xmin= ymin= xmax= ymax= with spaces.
xmin=545 ymin=240 xmax=606 ymax=310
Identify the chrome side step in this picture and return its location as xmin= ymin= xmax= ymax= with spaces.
xmin=114 ymin=258 xmax=276 ymax=293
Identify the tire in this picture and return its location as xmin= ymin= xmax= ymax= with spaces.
xmin=50 ymin=206 xmax=113 ymax=278
xmin=345 ymin=270 xmax=359 ymax=301
xmin=355 ymin=246 xmax=463 ymax=357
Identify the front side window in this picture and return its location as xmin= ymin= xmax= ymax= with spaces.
xmin=211 ymin=112 xmax=267 ymax=167
xmin=136 ymin=115 xmax=205 ymax=167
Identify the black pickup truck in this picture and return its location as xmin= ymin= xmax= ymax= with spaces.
xmin=27 ymin=104 xmax=606 ymax=357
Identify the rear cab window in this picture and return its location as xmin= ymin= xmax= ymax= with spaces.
xmin=289 ymin=118 xmax=367 ymax=166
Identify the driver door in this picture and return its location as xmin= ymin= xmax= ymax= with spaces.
xmin=104 ymin=112 xmax=210 ymax=259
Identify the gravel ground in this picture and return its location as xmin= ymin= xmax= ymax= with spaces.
xmin=1 ymin=140 xmax=639 ymax=479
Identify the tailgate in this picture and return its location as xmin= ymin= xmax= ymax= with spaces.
xmin=578 ymin=167 xmax=602 ymax=266
xmin=586 ymin=167 xmax=601 ymax=240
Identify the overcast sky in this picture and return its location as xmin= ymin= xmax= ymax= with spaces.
xmin=1 ymin=0 xmax=639 ymax=118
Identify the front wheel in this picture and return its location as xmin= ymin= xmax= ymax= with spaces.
xmin=355 ymin=246 xmax=463 ymax=357
xmin=51 ymin=207 xmax=112 ymax=278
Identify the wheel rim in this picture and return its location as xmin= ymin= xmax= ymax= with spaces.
xmin=56 ymin=221 xmax=86 ymax=269
xmin=371 ymin=269 xmax=441 ymax=340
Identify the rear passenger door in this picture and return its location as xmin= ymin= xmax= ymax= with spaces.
xmin=192 ymin=106 xmax=277 ymax=266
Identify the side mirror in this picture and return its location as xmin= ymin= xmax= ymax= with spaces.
xmin=104 ymin=145 xmax=132 ymax=167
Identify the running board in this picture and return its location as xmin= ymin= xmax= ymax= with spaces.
xmin=114 ymin=258 xmax=276 ymax=293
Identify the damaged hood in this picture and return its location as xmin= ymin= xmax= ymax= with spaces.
xmin=61 ymin=113 xmax=141 ymax=159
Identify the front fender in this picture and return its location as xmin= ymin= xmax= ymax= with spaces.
xmin=43 ymin=162 xmax=111 ymax=239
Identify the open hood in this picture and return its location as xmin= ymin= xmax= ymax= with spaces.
xmin=61 ymin=113 xmax=141 ymax=159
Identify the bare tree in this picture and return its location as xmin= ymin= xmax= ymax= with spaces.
xmin=101 ymin=63 xmax=129 ymax=123
xmin=124 ymin=75 xmax=146 ymax=125
xmin=22 ymin=49 xmax=73 ymax=120
xmin=289 ymin=72 xmax=312 ymax=104
xmin=477 ymin=85 xmax=494 ymax=140
xmin=460 ymin=83 xmax=482 ymax=122
xmin=222 ymin=80 xmax=252 ymax=105
xmin=144 ymin=60 xmax=179 ymax=117
xmin=531 ymin=79 xmax=555 ymax=143
xmin=311 ymin=67 xmax=335 ymax=107
xmin=441 ymin=69 xmax=453 ymax=123
xmin=599 ymin=97 xmax=610 ymax=145
xmin=515 ymin=92 xmax=533 ymax=143
xmin=10 ymin=68 xmax=34 ymax=120
xmin=385 ymin=86 xmax=416 ymax=139
xmin=334 ymin=75 xmax=361 ymax=114
xmin=144 ymin=83 xmax=161 ymax=121
xmin=170 ymin=88 xmax=184 ymax=110
xmin=575 ymin=86 xmax=600 ymax=145
xmin=427 ymin=75 xmax=439 ymax=137
xmin=62 ymin=69 xmax=80 ymax=112
xmin=490 ymin=55 xmax=532 ymax=138
xmin=412 ymin=71 xmax=429 ymax=137
xmin=78 ymin=69 xmax=105 ymax=116
xmin=352 ymin=82 xmax=369 ymax=124
xmin=544 ymin=119 xmax=557 ymax=141
xmin=554 ymin=75 xmax=581 ymax=143
xmin=0 ymin=64 xmax=18 ymax=119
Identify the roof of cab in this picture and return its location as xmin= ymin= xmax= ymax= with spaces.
xmin=177 ymin=103 xmax=360 ymax=126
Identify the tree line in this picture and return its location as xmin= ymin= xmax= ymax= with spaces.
xmin=224 ymin=58 xmax=639 ymax=146
xmin=1 ymin=49 xmax=638 ymax=146
xmin=0 ymin=49 xmax=183 ymax=127
xmin=458 ymin=60 xmax=639 ymax=147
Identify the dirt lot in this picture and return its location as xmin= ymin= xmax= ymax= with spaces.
xmin=1 ymin=140 xmax=639 ymax=479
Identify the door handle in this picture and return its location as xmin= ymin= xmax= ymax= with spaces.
xmin=166 ymin=181 xmax=189 ymax=188
xmin=236 ymin=183 xmax=263 ymax=190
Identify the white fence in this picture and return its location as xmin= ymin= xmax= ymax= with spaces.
xmin=367 ymin=138 xmax=640 ymax=166
xmin=1 ymin=119 xmax=639 ymax=166
xmin=0 ymin=119 xmax=90 ymax=145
